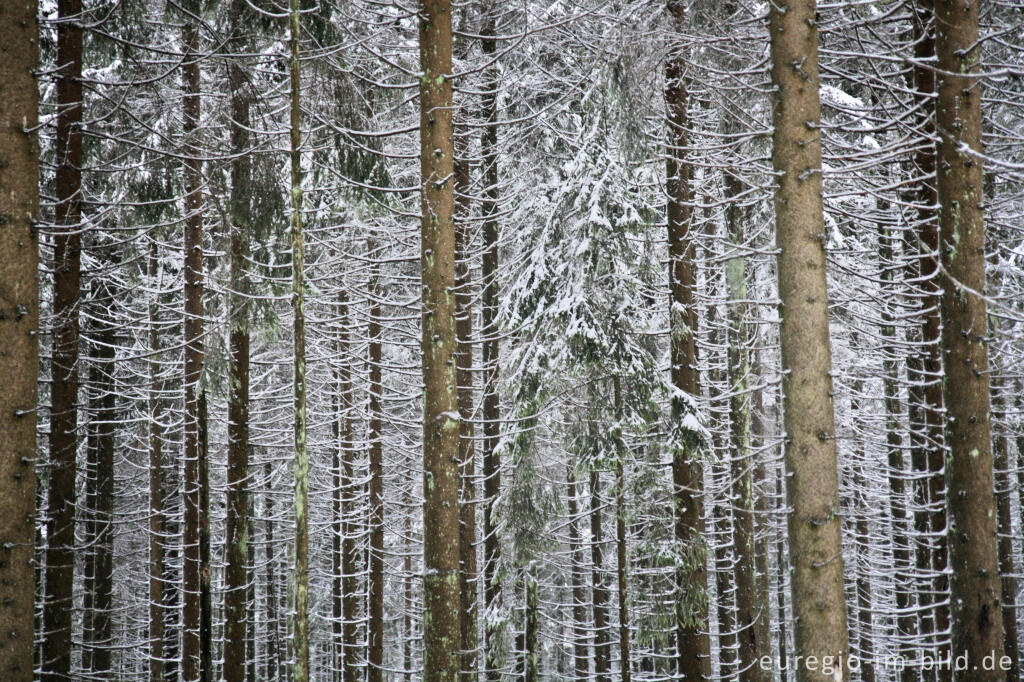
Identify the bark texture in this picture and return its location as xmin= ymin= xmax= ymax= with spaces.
xmin=768 ymin=0 xmax=851 ymax=678
xmin=0 ymin=0 xmax=39 ymax=676
xmin=43 ymin=2 xmax=83 ymax=677
xmin=665 ymin=3 xmax=710 ymax=678
xmin=419 ymin=2 xmax=462 ymax=679
xmin=933 ymin=1 xmax=1006 ymax=677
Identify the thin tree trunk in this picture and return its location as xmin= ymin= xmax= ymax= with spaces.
xmin=715 ymin=500 xmax=736 ymax=681
xmin=148 ymin=239 xmax=166 ymax=682
xmin=419 ymin=1 xmax=462 ymax=680
xmin=455 ymin=151 xmax=478 ymax=682
xmin=665 ymin=4 xmax=710 ymax=678
xmin=181 ymin=17 xmax=207 ymax=682
xmin=264 ymin=462 xmax=279 ymax=682
xmin=200 ymin=391 xmax=212 ymax=682
xmin=993 ymin=385 xmax=1020 ymax=681
xmin=769 ymin=0 xmax=851 ymax=678
xmin=84 ymin=281 xmax=116 ymax=678
xmin=590 ymin=471 xmax=610 ymax=682
xmin=479 ymin=6 xmax=503 ymax=678
xmin=288 ymin=0 xmax=310 ymax=678
xmin=615 ymin=458 xmax=630 ymax=682
xmin=43 ymin=1 xmax=84 ymax=677
xmin=524 ymin=569 xmax=538 ymax=682
xmin=224 ymin=6 xmax=253 ymax=675
xmin=567 ymin=462 xmax=589 ymax=682
xmin=367 ymin=243 xmax=384 ymax=682
xmin=932 ymin=1 xmax=1006 ymax=677
xmin=0 ymin=1 xmax=39 ymax=675
xmin=336 ymin=290 xmax=359 ymax=682
xmin=775 ymin=466 xmax=789 ymax=682
xmin=850 ymin=388 xmax=875 ymax=682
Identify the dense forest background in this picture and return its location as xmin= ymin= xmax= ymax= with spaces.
xmin=0 ymin=0 xmax=1023 ymax=681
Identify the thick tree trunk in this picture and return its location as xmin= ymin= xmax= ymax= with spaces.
xmin=665 ymin=4 xmax=710 ymax=678
xmin=419 ymin=1 xmax=462 ymax=680
xmin=932 ymin=1 xmax=1006 ymax=678
xmin=768 ymin=0 xmax=851 ymax=678
xmin=0 ymin=0 xmax=40 ymax=675
xmin=224 ymin=5 xmax=253 ymax=675
xmin=455 ymin=151 xmax=478 ymax=682
xmin=181 ymin=18 xmax=207 ymax=682
xmin=288 ymin=1 xmax=310 ymax=678
xmin=367 ymin=245 xmax=384 ymax=682
xmin=43 ymin=2 xmax=84 ymax=678
xmin=479 ymin=7 xmax=503 ymax=678
xmin=590 ymin=471 xmax=611 ymax=682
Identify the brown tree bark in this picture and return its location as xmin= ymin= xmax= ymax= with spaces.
xmin=419 ymin=1 xmax=462 ymax=679
xmin=367 ymin=243 xmax=384 ymax=682
xmin=224 ymin=2 xmax=253 ymax=675
xmin=769 ymin=0 xmax=851 ymax=678
xmin=455 ymin=150 xmax=478 ymax=682
xmin=665 ymin=3 xmax=710 ymax=678
xmin=43 ymin=1 xmax=83 ymax=678
xmin=478 ymin=6 xmax=503 ymax=678
xmin=147 ymin=240 xmax=165 ymax=682
xmin=932 ymin=1 xmax=1006 ymax=678
xmin=0 ymin=0 xmax=40 ymax=676
xmin=590 ymin=471 xmax=611 ymax=682
xmin=82 ymin=279 xmax=116 ymax=679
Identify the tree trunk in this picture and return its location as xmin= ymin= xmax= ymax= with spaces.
xmin=665 ymin=4 xmax=710 ymax=678
xmin=993 ymin=386 xmax=1019 ymax=681
xmin=367 ymin=243 xmax=384 ymax=682
xmin=264 ymin=462 xmax=280 ymax=682
xmin=224 ymin=6 xmax=252 ymax=677
xmin=932 ymin=1 xmax=1006 ymax=678
xmin=43 ymin=1 xmax=84 ymax=678
xmin=906 ymin=6 xmax=950 ymax=669
xmin=200 ymin=392 xmax=212 ymax=682
xmin=455 ymin=151 xmax=478 ymax=682
xmin=769 ymin=0 xmax=851 ymax=678
xmin=479 ymin=7 xmax=503 ymax=679
xmin=336 ymin=290 xmax=359 ymax=682
xmin=83 ymin=281 xmax=116 ymax=678
xmin=419 ymin=1 xmax=462 ymax=680
xmin=181 ymin=17 xmax=206 ymax=682
xmin=590 ymin=471 xmax=611 ymax=682
xmin=0 ymin=0 xmax=39 ymax=674
xmin=615 ymin=458 xmax=631 ymax=682
xmin=567 ymin=462 xmax=588 ymax=682
xmin=148 ymin=239 xmax=166 ymax=682
xmin=524 ymin=569 xmax=538 ymax=682
xmin=288 ymin=0 xmax=310 ymax=678
xmin=715 ymin=500 xmax=736 ymax=680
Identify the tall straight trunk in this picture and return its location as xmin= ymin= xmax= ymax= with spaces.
xmin=566 ymin=463 xmax=588 ymax=682
xmin=749 ymin=351 xmax=773 ymax=680
xmin=850 ymin=388 xmax=875 ymax=682
xmin=367 ymin=245 xmax=384 ymax=682
xmin=455 ymin=152 xmax=478 ymax=682
xmin=479 ymin=7 xmax=503 ymax=679
xmin=224 ymin=7 xmax=253 ymax=675
xmin=993 ymin=386 xmax=1019 ymax=681
xmin=723 ymin=172 xmax=768 ymax=682
xmin=664 ymin=4 xmax=709 ymax=677
xmin=336 ymin=291 xmax=358 ymax=682
xmin=714 ymin=501 xmax=736 ymax=680
xmin=877 ymin=209 xmax=918 ymax=682
xmin=264 ymin=462 xmax=280 ymax=682
xmin=933 ymin=1 xmax=1005 ymax=677
xmin=83 ymin=283 xmax=115 ymax=678
xmin=907 ymin=5 xmax=950 ymax=666
xmin=200 ymin=392 xmax=212 ymax=682
xmin=775 ymin=465 xmax=789 ymax=682
xmin=615 ymin=459 xmax=630 ymax=682
xmin=0 ymin=0 xmax=39 ymax=674
xmin=181 ymin=18 xmax=207 ymax=682
xmin=590 ymin=471 xmax=610 ymax=682
xmin=43 ymin=1 xmax=83 ymax=678
xmin=148 ymin=240 xmax=166 ymax=682
xmin=288 ymin=1 xmax=310 ymax=679
xmin=418 ymin=1 xmax=461 ymax=680
xmin=768 ymin=0 xmax=850 ymax=678
xmin=524 ymin=569 xmax=538 ymax=682
xmin=246 ymin=490 xmax=256 ymax=682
